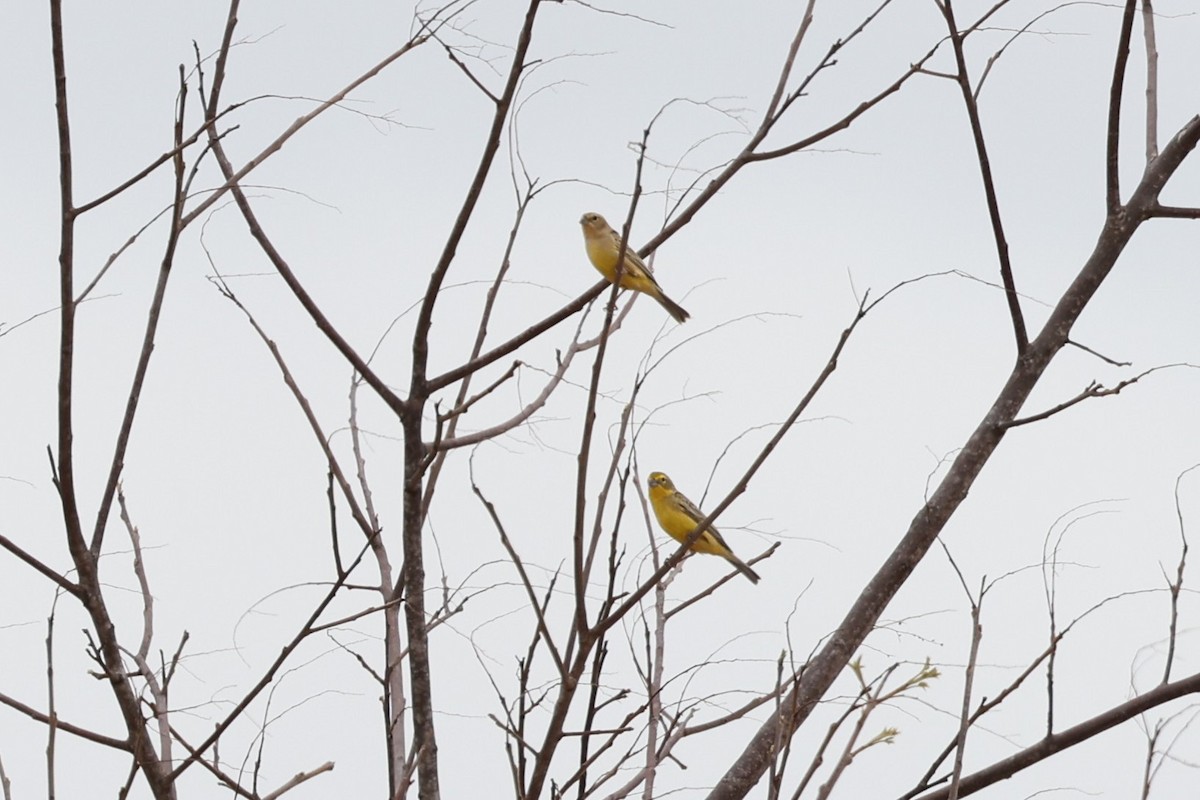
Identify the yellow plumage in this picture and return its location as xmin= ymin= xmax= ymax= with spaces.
xmin=578 ymin=212 xmax=690 ymax=323
xmin=647 ymin=471 xmax=760 ymax=584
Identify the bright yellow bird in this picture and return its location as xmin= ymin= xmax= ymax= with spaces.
xmin=647 ymin=471 xmax=760 ymax=584
xmin=579 ymin=212 xmax=690 ymax=323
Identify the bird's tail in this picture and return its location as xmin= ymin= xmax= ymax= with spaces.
xmin=654 ymin=290 xmax=690 ymax=323
xmin=725 ymin=554 xmax=761 ymax=584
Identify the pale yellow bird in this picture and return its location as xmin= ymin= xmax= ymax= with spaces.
xmin=578 ymin=212 xmax=690 ymax=323
xmin=647 ymin=471 xmax=760 ymax=584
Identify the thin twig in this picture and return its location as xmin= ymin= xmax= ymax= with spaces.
xmin=45 ymin=609 xmax=58 ymax=800
xmin=947 ymin=580 xmax=985 ymax=800
xmin=470 ymin=466 xmax=567 ymax=678
xmin=1141 ymin=0 xmax=1159 ymax=164
xmin=939 ymin=0 xmax=1026 ymax=353
xmin=0 ymin=533 xmax=80 ymax=597
xmin=596 ymin=299 xmax=870 ymax=640
xmin=0 ymin=690 xmax=129 ymax=750
xmin=262 ymin=761 xmax=336 ymax=800
xmin=167 ymin=540 xmax=374 ymax=781
xmin=912 ymin=670 xmax=1200 ymax=800
xmin=1106 ymin=0 xmax=1139 ymax=212
xmin=1164 ymin=463 xmax=1196 ymax=682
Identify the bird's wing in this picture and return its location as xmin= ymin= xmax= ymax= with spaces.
xmin=604 ymin=225 xmax=658 ymax=283
xmin=625 ymin=250 xmax=658 ymax=283
xmin=675 ymin=491 xmax=733 ymax=548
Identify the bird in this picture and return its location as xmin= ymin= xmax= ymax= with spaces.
xmin=578 ymin=212 xmax=690 ymax=323
xmin=646 ymin=471 xmax=760 ymax=584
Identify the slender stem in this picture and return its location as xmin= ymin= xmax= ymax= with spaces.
xmin=401 ymin=5 xmax=545 ymax=798
xmin=49 ymin=0 xmax=84 ymax=564
xmin=708 ymin=111 xmax=1200 ymax=799
xmin=947 ymin=596 xmax=984 ymax=800
xmin=940 ymin=0 xmax=1026 ymax=353
xmin=89 ymin=74 xmax=189 ymax=558
xmin=1106 ymin=0 xmax=1139 ymax=213
xmin=915 ymin=670 xmax=1200 ymax=800
xmin=48 ymin=3 xmax=175 ymax=795
xmin=1141 ymin=0 xmax=1159 ymax=164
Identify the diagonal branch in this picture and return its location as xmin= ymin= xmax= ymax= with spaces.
xmin=470 ymin=472 xmax=566 ymax=678
xmin=409 ymin=0 xmax=543 ymax=395
xmin=181 ymin=3 xmax=445 ymax=229
xmin=1141 ymin=0 xmax=1159 ymax=165
xmin=167 ymin=540 xmax=374 ymax=781
xmin=1001 ymin=364 xmax=1191 ymax=429
xmin=1106 ymin=0 xmax=1139 ymax=213
xmin=707 ymin=109 xmax=1200 ymax=800
xmin=596 ymin=299 xmax=869 ymax=641
xmin=421 ymin=194 xmax=529 ymax=514
xmin=1163 ymin=463 xmax=1196 ymax=683
xmin=426 ymin=281 xmax=603 ymax=393
xmin=1147 ymin=204 xmax=1200 ymax=218
xmin=0 ymin=691 xmax=129 ymax=750
xmin=428 ymin=3 xmax=1014 ymax=397
xmin=939 ymin=0 xmax=1026 ymax=353
xmin=913 ymin=670 xmax=1200 ymax=800
xmin=0 ymin=533 xmax=80 ymax=597
xmin=48 ymin=3 xmax=175 ymax=794
xmin=89 ymin=69 xmax=189 ymax=559
xmin=400 ymin=5 xmax=547 ymax=798
xmin=202 ymin=148 xmax=408 ymax=419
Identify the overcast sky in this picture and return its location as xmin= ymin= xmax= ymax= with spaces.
xmin=3 ymin=2 xmax=1200 ymax=798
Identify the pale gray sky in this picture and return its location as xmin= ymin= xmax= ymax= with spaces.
xmin=3 ymin=2 xmax=1200 ymax=798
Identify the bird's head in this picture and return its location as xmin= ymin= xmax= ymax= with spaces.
xmin=647 ymin=472 xmax=674 ymax=491
xmin=579 ymin=211 xmax=606 ymax=231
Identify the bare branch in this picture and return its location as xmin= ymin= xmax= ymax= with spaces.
xmin=1065 ymin=338 xmax=1132 ymax=366
xmin=939 ymin=0 xmax=1027 ymax=353
xmin=1002 ymin=365 xmax=1186 ymax=429
xmin=947 ymin=583 xmax=985 ymax=800
xmin=117 ymin=486 xmax=175 ymax=768
xmin=0 ymin=755 xmax=11 ymax=800
xmin=1106 ymin=0 xmax=1139 ymax=212
xmin=1164 ymin=464 xmax=1196 ymax=682
xmin=209 ymin=277 xmax=377 ymax=540
xmin=913 ymin=670 xmax=1200 ymax=800
xmin=709 ymin=109 xmax=1200 ymax=800
xmin=167 ymin=540 xmax=374 ymax=781
xmin=439 ymin=39 xmax=499 ymax=103
xmin=1141 ymin=0 xmax=1159 ymax=164
xmin=262 ymin=761 xmax=336 ymax=800
xmin=89 ymin=68 xmax=190 ymax=559
xmin=400 ymin=2 xmax=549 ymax=792
xmin=421 ymin=168 xmax=538 ymax=517
xmin=0 ymin=690 xmax=129 ymax=751
xmin=470 ymin=465 xmax=567 ymax=678
xmin=45 ymin=611 xmax=57 ymax=799
xmin=1148 ymin=204 xmax=1200 ymax=218
xmin=48 ymin=2 xmax=175 ymax=792
xmin=0 ymin=533 xmax=80 ymax=598
xmin=597 ymin=298 xmax=870 ymax=640
xmin=183 ymin=7 xmax=442 ymax=229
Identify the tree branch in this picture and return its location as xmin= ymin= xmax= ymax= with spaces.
xmin=0 ymin=533 xmax=80 ymax=597
xmin=707 ymin=110 xmax=1200 ymax=800
xmin=1106 ymin=0 xmax=1139 ymax=213
xmin=939 ymin=0 xmax=1026 ymax=353
xmin=914 ymin=670 xmax=1200 ymax=800
xmin=0 ymin=691 xmax=129 ymax=750
xmin=1141 ymin=0 xmax=1159 ymax=164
